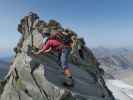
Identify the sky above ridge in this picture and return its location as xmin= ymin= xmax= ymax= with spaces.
xmin=0 ymin=0 xmax=133 ymax=51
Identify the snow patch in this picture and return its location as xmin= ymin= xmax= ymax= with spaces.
xmin=106 ymin=79 xmax=133 ymax=100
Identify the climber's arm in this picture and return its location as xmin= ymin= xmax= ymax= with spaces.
xmin=43 ymin=47 xmax=52 ymax=53
xmin=34 ymin=48 xmax=45 ymax=54
xmin=34 ymin=40 xmax=51 ymax=54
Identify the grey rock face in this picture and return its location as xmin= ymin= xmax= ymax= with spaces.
xmin=0 ymin=13 xmax=115 ymax=100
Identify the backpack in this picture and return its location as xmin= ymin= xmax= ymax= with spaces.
xmin=51 ymin=32 xmax=72 ymax=45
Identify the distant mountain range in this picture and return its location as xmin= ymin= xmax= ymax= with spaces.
xmin=92 ymin=47 xmax=133 ymax=69
xmin=0 ymin=59 xmax=10 ymax=79
xmin=0 ymin=48 xmax=13 ymax=79
xmin=92 ymin=47 xmax=133 ymax=84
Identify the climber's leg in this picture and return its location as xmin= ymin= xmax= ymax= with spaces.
xmin=61 ymin=47 xmax=74 ymax=86
xmin=61 ymin=47 xmax=71 ymax=73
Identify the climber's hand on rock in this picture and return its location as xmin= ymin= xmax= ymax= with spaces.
xmin=34 ymin=51 xmax=41 ymax=55
xmin=33 ymin=48 xmax=45 ymax=55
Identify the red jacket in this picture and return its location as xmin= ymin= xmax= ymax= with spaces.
xmin=42 ymin=39 xmax=64 ymax=52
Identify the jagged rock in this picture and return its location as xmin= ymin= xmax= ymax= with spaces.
xmin=0 ymin=13 xmax=115 ymax=100
xmin=48 ymin=20 xmax=62 ymax=30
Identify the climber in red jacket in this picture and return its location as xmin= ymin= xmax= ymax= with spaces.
xmin=34 ymin=35 xmax=74 ymax=86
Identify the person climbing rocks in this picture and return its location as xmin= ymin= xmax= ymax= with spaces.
xmin=78 ymin=38 xmax=85 ymax=59
xmin=70 ymin=35 xmax=79 ymax=64
xmin=70 ymin=36 xmax=86 ymax=65
xmin=34 ymin=31 xmax=74 ymax=86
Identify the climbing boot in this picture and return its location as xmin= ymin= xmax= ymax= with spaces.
xmin=63 ymin=68 xmax=74 ymax=87
xmin=63 ymin=76 xmax=74 ymax=87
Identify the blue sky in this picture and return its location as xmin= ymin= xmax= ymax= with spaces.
xmin=0 ymin=0 xmax=133 ymax=56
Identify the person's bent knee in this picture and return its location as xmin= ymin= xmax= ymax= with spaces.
xmin=63 ymin=67 xmax=72 ymax=78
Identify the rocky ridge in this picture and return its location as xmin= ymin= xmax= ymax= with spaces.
xmin=0 ymin=13 xmax=115 ymax=100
